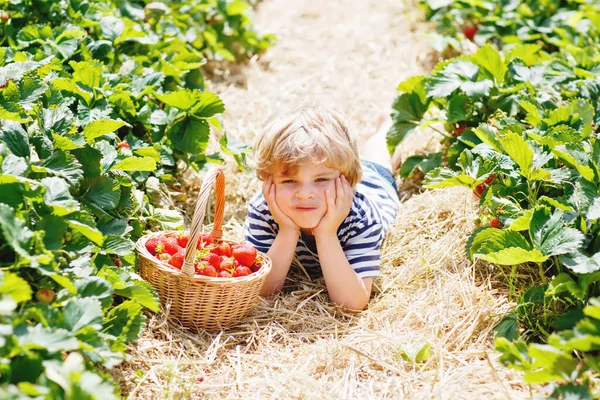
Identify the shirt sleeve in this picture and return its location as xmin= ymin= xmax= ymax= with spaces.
xmin=342 ymin=219 xmax=384 ymax=278
xmin=243 ymin=199 xmax=277 ymax=255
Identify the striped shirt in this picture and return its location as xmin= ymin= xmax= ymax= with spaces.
xmin=243 ymin=165 xmax=400 ymax=278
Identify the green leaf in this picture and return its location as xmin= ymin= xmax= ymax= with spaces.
xmin=41 ymin=177 xmax=80 ymax=216
xmin=472 ymin=124 xmax=502 ymax=153
xmin=423 ymin=167 xmax=477 ymax=188
xmin=66 ymin=218 xmax=104 ymax=246
xmin=83 ymin=120 xmax=127 ymax=144
xmin=75 ymin=277 xmax=114 ymax=309
xmin=493 ymin=312 xmax=518 ymax=341
xmin=111 ymin=156 xmax=156 ymax=172
xmin=529 ymin=207 xmax=585 ymax=257
xmin=561 ymin=252 xmax=600 ymax=274
xmin=519 ymin=101 xmax=542 ymax=126
xmin=0 ymin=272 xmax=32 ymax=303
xmin=1 ymin=121 xmax=30 ymax=157
xmin=100 ymin=16 xmax=124 ymax=42
xmin=15 ymin=324 xmax=79 ymax=353
xmin=0 ymin=203 xmax=33 ymax=258
xmin=51 ymin=78 xmax=92 ymax=105
xmin=38 ymin=152 xmax=84 ymax=186
xmin=191 ymin=91 xmax=225 ymax=118
xmin=167 ymin=115 xmax=210 ymax=154
xmin=478 ymin=247 xmax=548 ymax=265
xmin=64 ymin=298 xmax=103 ymax=333
xmin=508 ymin=210 xmax=533 ymax=231
xmin=397 ymin=341 xmax=430 ymax=363
xmin=524 ymin=344 xmax=579 ymax=384
xmin=498 ymin=131 xmax=538 ymax=179
xmin=114 ymin=280 xmax=159 ymax=312
xmin=134 ymin=147 xmax=161 ymax=162
xmin=150 ymin=208 xmax=184 ymax=230
xmin=101 ymin=236 xmax=135 ymax=256
xmin=104 ymin=300 xmax=146 ymax=343
xmin=155 ymin=90 xmax=198 ymax=111
xmin=553 ymin=144 xmax=595 ymax=182
xmin=70 ymin=60 xmax=103 ymax=89
xmin=85 ymin=176 xmax=121 ymax=211
xmin=469 ymin=44 xmax=507 ymax=85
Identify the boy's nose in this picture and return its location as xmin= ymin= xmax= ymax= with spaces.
xmin=295 ymin=186 xmax=315 ymax=199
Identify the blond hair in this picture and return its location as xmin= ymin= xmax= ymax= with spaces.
xmin=247 ymin=104 xmax=363 ymax=186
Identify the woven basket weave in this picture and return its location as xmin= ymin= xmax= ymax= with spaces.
xmin=136 ymin=166 xmax=271 ymax=330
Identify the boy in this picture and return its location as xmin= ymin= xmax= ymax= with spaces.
xmin=244 ymin=104 xmax=400 ymax=310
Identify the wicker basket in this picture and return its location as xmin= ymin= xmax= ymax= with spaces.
xmin=136 ymin=166 xmax=272 ymax=330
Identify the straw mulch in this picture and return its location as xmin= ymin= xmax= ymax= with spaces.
xmin=114 ymin=0 xmax=544 ymax=398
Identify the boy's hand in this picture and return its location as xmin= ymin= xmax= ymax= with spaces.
xmin=262 ymin=176 xmax=300 ymax=234
xmin=312 ymin=175 xmax=353 ymax=237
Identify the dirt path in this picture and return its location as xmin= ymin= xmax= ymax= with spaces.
xmin=118 ymin=1 xmax=538 ymax=398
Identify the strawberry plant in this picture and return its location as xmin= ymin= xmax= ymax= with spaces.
xmin=0 ymin=0 xmax=273 ymax=397
xmin=395 ymin=0 xmax=600 ymax=394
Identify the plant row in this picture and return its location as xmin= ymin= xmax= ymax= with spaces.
xmin=0 ymin=0 xmax=273 ymax=398
xmin=388 ymin=0 xmax=600 ymax=396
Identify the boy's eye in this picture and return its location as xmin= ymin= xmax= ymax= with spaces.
xmin=316 ymin=178 xmax=329 ymax=182
xmin=282 ymin=179 xmax=296 ymax=184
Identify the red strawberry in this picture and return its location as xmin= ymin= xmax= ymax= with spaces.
xmin=250 ymin=260 xmax=263 ymax=273
xmin=177 ymin=233 xmax=189 ymax=248
xmin=163 ymin=236 xmax=181 ymax=255
xmin=219 ymin=257 xmax=235 ymax=274
xmin=145 ymin=237 xmax=160 ymax=255
xmin=473 ymin=183 xmax=486 ymax=198
xmin=36 ymin=289 xmax=55 ymax=304
xmin=463 ymin=25 xmax=477 ymax=41
xmin=169 ymin=251 xmax=185 ymax=269
xmin=201 ymin=252 xmax=221 ymax=270
xmin=210 ymin=241 xmax=232 ymax=257
xmin=1 ymin=12 xmax=9 ymax=22
xmin=232 ymin=245 xmax=257 ymax=267
xmin=197 ymin=264 xmax=217 ymax=277
xmin=218 ymin=270 xmax=233 ymax=278
xmin=490 ymin=218 xmax=502 ymax=229
xmin=484 ymin=174 xmax=495 ymax=185
xmin=117 ymin=142 xmax=130 ymax=149
xmin=233 ymin=266 xmax=252 ymax=277
xmin=453 ymin=126 xmax=465 ymax=137
xmin=196 ymin=233 xmax=214 ymax=249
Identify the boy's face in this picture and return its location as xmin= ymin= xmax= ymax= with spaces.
xmin=273 ymin=162 xmax=341 ymax=230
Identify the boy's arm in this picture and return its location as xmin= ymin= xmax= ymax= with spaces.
xmin=262 ymin=228 xmax=300 ymax=296
xmin=315 ymin=234 xmax=373 ymax=310
xmin=312 ymin=175 xmax=376 ymax=310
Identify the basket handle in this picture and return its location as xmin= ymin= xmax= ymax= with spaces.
xmin=181 ymin=166 xmax=225 ymax=276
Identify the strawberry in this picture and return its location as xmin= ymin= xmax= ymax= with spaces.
xmin=117 ymin=141 xmax=130 ymax=149
xmin=163 ymin=236 xmax=181 ymax=255
xmin=36 ymin=288 xmax=55 ymax=304
xmin=453 ymin=126 xmax=465 ymax=137
xmin=196 ymin=263 xmax=217 ymax=277
xmin=251 ymin=260 xmax=263 ymax=273
xmin=210 ymin=241 xmax=232 ymax=257
xmin=196 ymin=233 xmax=214 ymax=249
xmin=232 ymin=244 xmax=257 ymax=267
xmin=158 ymin=253 xmax=171 ymax=262
xmin=463 ymin=25 xmax=477 ymax=41
xmin=201 ymin=252 xmax=221 ymax=270
xmin=114 ymin=258 xmax=122 ymax=268
xmin=233 ymin=266 xmax=252 ymax=277
xmin=145 ymin=237 xmax=160 ymax=255
xmin=177 ymin=232 xmax=189 ymax=248
xmin=219 ymin=257 xmax=235 ymax=274
xmin=1 ymin=11 xmax=9 ymax=22
xmin=169 ymin=251 xmax=185 ymax=269
xmin=490 ymin=218 xmax=502 ymax=229
xmin=473 ymin=183 xmax=486 ymax=198
xmin=218 ymin=270 xmax=233 ymax=278
xmin=484 ymin=174 xmax=495 ymax=185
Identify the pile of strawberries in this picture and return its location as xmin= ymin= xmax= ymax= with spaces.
xmin=144 ymin=233 xmax=264 ymax=278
